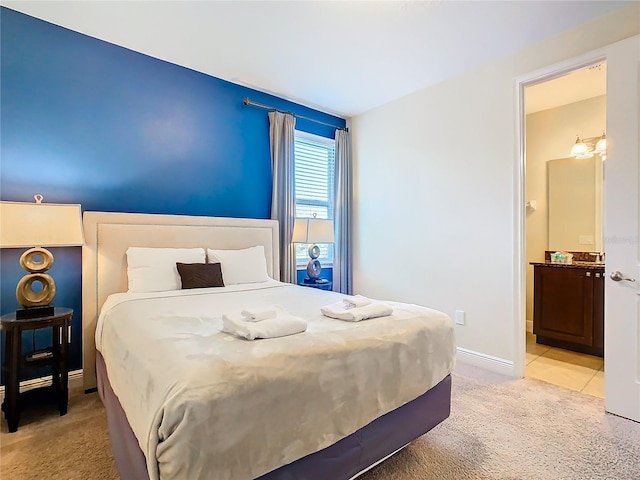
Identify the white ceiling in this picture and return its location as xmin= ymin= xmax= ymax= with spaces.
xmin=1 ymin=0 xmax=628 ymax=117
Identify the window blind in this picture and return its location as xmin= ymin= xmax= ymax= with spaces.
xmin=294 ymin=132 xmax=335 ymax=263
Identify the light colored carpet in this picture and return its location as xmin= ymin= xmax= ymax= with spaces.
xmin=0 ymin=386 xmax=118 ymax=479
xmin=2 ymin=364 xmax=638 ymax=479
xmin=363 ymin=365 xmax=640 ymax=480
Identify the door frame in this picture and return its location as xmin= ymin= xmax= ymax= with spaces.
xmin=513 ymin=48 xmax=608 ymax=380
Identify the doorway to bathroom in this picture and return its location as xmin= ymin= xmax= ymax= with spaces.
xmin=516 ymin=34 xmax=640 ymax=423
xmin=523 ymin=63 xmax=606 ymax=398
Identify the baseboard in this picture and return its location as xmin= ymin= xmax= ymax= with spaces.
xmin=456 ymin=347 xmax=514 ymax=376
xmin=0 ymin=369 xmax=83 ymax=399
xmin=526 ymin=320 xmax=533 ymax=333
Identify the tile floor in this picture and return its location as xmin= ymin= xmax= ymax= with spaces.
xmin=525 ymin=332 xmax=604 ymax=398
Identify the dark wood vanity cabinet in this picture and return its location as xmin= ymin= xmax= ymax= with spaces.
xmin=533 ymin=264 xmax=604 ymax=357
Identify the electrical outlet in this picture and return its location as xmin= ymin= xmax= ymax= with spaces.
xmin=455 ymin=310 xmax=465 ymax=325
xmin=579 ymin=235 xmax=594 ymax=245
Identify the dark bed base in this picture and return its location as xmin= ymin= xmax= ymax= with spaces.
xmin=96 ymin=352 xmax=451 ymax=480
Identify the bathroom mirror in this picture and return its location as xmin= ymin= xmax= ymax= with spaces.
xmin=547 ymin=156 xmax=603 ymax=252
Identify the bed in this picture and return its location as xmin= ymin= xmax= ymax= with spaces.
xmin=82 ymin=211 xmax=455 ymax=480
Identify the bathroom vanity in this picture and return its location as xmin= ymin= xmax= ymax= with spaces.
xmin=531 ymin=260 xmax=604 ymax=357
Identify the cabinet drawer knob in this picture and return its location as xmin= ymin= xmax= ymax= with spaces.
xmin=586 ymin=272 xmax=591 ymax=277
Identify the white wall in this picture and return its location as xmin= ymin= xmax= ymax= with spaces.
xmin=525 ymin=96 xmax=606 ymax=324
xmin=351 ymin=5 xmax=639 ymax=373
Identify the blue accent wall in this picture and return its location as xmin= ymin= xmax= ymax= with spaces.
xmin=0 ymin=7 xmax=345 ymax=383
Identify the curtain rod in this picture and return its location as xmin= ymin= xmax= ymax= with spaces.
xmin=243 ymin=97 xmax=348 ymax=132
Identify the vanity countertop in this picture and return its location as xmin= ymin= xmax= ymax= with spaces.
xmin=530 ymin=261 xmax=605 ymax=270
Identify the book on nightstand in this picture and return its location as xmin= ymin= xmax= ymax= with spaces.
xmin=25 ymin=349 xmax=54 ymax=363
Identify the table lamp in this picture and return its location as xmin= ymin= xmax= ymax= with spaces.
xmin=292 ymin=214 xmax=334 ymax=283
xmin=0 ymin=195 xmax=84 ymax=319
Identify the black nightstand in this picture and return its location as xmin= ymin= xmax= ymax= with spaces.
xmin=299 ymin=280 xmax=333 ymax=291
xmin=1 ymin=307 xmax=72 ymax=432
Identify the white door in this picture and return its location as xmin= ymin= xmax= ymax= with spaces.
xmin=604 ymin=34 xmax=640 ymax=422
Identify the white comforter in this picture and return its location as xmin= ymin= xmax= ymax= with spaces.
xmin=96 ymin=280 xmax=456 ymax=480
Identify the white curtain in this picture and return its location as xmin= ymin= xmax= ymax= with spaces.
xmin=269 ymin=111 xmax=297 ymax=283
xmin=333 ymin=128 xmax=353 ymax=294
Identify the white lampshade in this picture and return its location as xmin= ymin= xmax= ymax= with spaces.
xmin=292 ymin=218 xmax=334 ymax=244
xmin=570 ymin=135 xmax=590 ymax=158
xmin=0 ymin=199 xmax=84 ymax=248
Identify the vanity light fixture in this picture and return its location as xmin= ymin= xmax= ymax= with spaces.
xmin=570 ymin=132 xmax=607 ymax=161
xmin=570 ymin=135 xmax=593 ymax=159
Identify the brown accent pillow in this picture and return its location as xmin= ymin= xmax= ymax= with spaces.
xmin=176 ymin=262 xmax=225 ymax=289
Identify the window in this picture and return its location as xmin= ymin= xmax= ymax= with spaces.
xmin=294 ymin=131 xmax=335 ymax=265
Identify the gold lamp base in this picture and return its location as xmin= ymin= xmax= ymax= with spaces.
xmin=15 ymin=246 xmax=57 ymax=319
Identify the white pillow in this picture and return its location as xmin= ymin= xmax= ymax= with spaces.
xmin=126 ymin=247 xmax=206 ymax=293
xmin=207 ymin=246 xmax=269 ymax=285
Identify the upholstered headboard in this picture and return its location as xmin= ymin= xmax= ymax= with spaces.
xmin=82 ymin=211 xmax=279 ymax=391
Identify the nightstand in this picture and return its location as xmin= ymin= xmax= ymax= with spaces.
xmin=299 ymin=280 xmax=333 ymax=291
xmin=1 ymin=307 xmax=72 ymax=432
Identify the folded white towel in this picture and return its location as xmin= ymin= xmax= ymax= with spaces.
xmin=321 ymin=302 xmax=393 ymax=322
xmin=222 ymin=314 xmax=307 ymax=340
xmin=241 ymin=306 xmax=279 ymax=322
xmin=342 ymin=294 xmax=372 ymax=309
